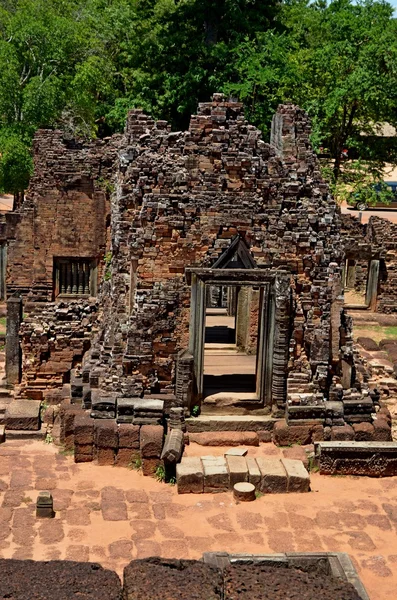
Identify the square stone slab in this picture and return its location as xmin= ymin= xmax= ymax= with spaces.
xmin=5 ymin=400 xmax=41 ymax=431
xmin=176 ymin=457 xmax=204 ymax=494
xmin=202 ymin=456 xmax=229 ymax=493
xmin=226 ymin=456 xmax=248 ymax=488
xmin=256 ymin=458 xmax=288 ymax=494
xmin=225 ymin=447 xmax=248 ymax=457
xmin=246 ymin=457 xmax=261 ymax=487
xmin=281 ymin=458 xmax=310 ymax=493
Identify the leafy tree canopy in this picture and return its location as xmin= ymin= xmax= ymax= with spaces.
xmin=0 ymin=0 xmax=396 ymax=198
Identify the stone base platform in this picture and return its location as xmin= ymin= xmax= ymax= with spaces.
xmin=315 ymin=441 xmax=397 ymax=477
xmin=4 ymin=399 xmax=41 ymax=430
xmin=176 ymin=455 xmax=310 ymax=494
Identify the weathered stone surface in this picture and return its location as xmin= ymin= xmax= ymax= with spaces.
xmin=372 ymin=417 xmax=392 ymax=441
xmin=315 ymin=441 xmax=397 ymax=476
xmin=331 ymin=425 xmax=355 ymax=441
xmin=246 ymin=457 xmax=261 ymax=487
xmin=0 ymin=425 xmax=5 ymax=443
xmin=97 ymin=447 xmax=116 ymax=466
xmin=256 ymin=458 xmax=288 ymax=494
xmin=118 ymin=424 xmax=140 ymax=449
xmin=74 ymin=414 xmax=95 ymax=445
xmin=281 ymin=459 xmax=310 ymax=493
xmin=142 ymin=458 xmax=162 ymax=477
xmin=226 ymin=456 xmax=248 ymax=488
xmin=95 ymin=421 xmax=118 ymax=449
xmin=140 ymin=425 xmax=163 ymax=458
xmin=115 ymin=448 xmax=140 ymax=468
xmin=176 ymin=457 xmax=204 ymax=494
xmin=0 ymin=559 xmax=122 ymax=600
xmin=36 ymin=491 xmax=55 ymax=519
xmin=225 ymin=448 xmax=248 ymax=457
xmin=233 ymin=482 xmax=256 ymax=502
xmin=123 ymin=558 xmax=222 ymax=600
xmin=5 ymin=400 xmax=41 ymax=431
xmin=189 ymin=431 xmax=259 ymax=447
xmin=353 ymin=422 xmax=374 ymax=441
xmin=161 ymin=429 xmax=184 ymax=464
xmin=273 ymin=420 xmax=311 ymax=447
xmin=202 ymin=456 xmax=229 ymax=493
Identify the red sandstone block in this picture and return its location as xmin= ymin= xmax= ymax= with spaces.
xmin=311 ymin=424 xmax=324 ymax=442
xmin=353 ymin=422 xmax=374 ymax=441
xmin=118 ymin=424 xmax=140 ymax=449
xmin=372 ymin=417 xmax=392 ymax=441
xmin=74 ymin=453 xmax=94 ymax=463
xmin=258 ymin=430 xmax=272 ymax=443
xmin=97 ymin=447 xmax=116 ymax=466
xmin=115 ymin=448 xmax=141 ymax=468
xmin=330 ymin=425 xmax=354 ymax=441
xmin=378 ymin=407 xmax=392 ymax=424
xmin=74 ymin=414 xmax=95 ymax=445
xmin=142 ymin=458 xmax=162 ymax=477
xmin=140 ymin=425 xmax=164 ymax=458
xmin=95 ymin=421 xmax=118 ymax=449
xmin=273 ymin=420 xmax=311 ymax=446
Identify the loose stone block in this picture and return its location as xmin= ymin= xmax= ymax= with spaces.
xmin=95 ymin=421 xmax=118 ymax=449
xmin=118 ymin=424 xmax=140 ymax=449
xmin=202 ymin=456 xmax=229 ymax=493
xmin=233 ymin=482 xmax=256 ymax=502
xmin=161 ymin=429 xmax=184 ymax=464
xmin=256 ymin=458 xmax=288 ymax=494
xmin=246 ymin=457 xmax=261 ymax=487
xmin=281 ymin=458 xmax=310 ymax=493
xmin=226 ymin=456 xmax=248 ymax=488
xmin=36 ymin=491 xmax=55 ymax=518
xmin=225 ymin=448 xmax=248 ymax=457
xmin=140 ymin=425 xmax=164 ymax=458
xmin=176 ymin=457 xmax=204 ymax=494
xmin=5 ymin=400 xmax=41 ymax=431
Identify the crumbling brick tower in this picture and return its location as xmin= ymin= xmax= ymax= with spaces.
xmin=83 ymin=93 xmax=374 ymax=435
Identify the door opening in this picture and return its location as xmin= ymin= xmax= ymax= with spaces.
xmin=203 ymin=284 xmax=262 ymax=408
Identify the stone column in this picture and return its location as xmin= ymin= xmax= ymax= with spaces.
xmin=6 ymin=296 xmax=22 ymax=385
xmin=271 ymin=275 xmax=291 ymax=415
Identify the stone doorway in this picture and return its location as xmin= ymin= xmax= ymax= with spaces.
xmin=203 ymin=284 xmax=259 ymax=409
xmin=186 ymin=267 xmax=290 ymax=413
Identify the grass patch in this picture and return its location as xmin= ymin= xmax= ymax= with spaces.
xmin=59 ymin=447 xmax=74 ymax=456
xmin=354 ymin=324 xmax=397 ymax=343
xmin=0 ymin=317 xmax=6 ymax=327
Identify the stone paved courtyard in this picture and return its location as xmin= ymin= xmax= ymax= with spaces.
xmin=0 ymin=440 xmax=397 ymax=599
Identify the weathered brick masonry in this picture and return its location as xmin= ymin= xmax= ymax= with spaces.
xmin=5 ymin=95 xmax=393 ymax=461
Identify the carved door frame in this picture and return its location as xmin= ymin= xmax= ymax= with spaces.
xmin=186 ymin=268 xmax=291 ymax=408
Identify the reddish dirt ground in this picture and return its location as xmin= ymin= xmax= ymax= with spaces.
xmin=0 ymin=440 xmax=396 ymax=599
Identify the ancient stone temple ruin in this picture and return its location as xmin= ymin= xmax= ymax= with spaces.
xmin=1 ymin=94 xmax=392 ymax=471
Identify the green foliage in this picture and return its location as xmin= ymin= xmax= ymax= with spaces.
xmin=191 ymin=405 xmax=200 ymax=417
xmin=0 ymin=0 xmax=396 ymax=196
xmin=155 ymin=464 xmax=165 ymax=482
xmin=130 ymin=457 xmax=142 ymax=471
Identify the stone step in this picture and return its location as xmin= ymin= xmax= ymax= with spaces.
xmin=176 ymin=454 xmax=310 ymax=495
xmin=3 ymin=425 xmax=46 ymax=442
xmin=186 ymin=415 xmax=277 ymax=433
